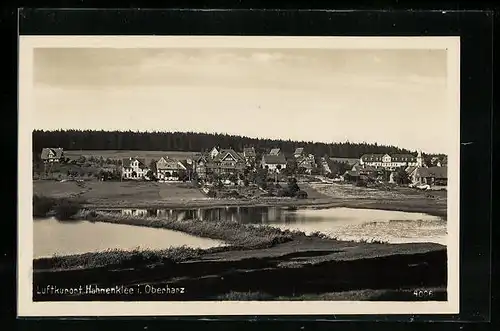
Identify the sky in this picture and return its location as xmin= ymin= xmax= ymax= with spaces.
xmin=33 ymin=47 xmax=450 ymax=154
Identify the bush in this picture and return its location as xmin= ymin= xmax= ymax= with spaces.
xmin=33 ymin=195 xmax=56 ymax=217
xmin=356 ymin=180 xmax=368 ymax=187
xmin=276 ymin=189 xmax=287 ymax=197
xmin=54 ymin=199 xmax=82 ymax=220
xmin=295 ymin=190 xmax=308 ymax=199
xmin=206 ymin=189 xmax=217 ymax=198
xmin=287 ymin=182 xmax=300 ymax=195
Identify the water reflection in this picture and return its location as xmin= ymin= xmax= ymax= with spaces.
xmin=33 ymin=217 xmax=226 ymax=259
xmin=102 ymin=206 xmax=447 ymax=245
xmin=114 ymin=206 xmax=296 ymax=224
xmin=111 ymin=207 xmax=444 ymax=225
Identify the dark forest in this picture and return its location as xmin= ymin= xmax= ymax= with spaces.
xmin=32 ymin=129 xmax=415 ymax=158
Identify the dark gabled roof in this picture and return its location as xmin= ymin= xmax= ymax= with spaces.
xmin=157 ymin=156 xmax=188 ymax=170
xmin=217 ymin=149 xmax=245 ymax=163
xmin=262 ymin=154 xmax=286 ymax=165
xmin=41 ymin=148 xmax=64 ymax=159
xmin=416 ymin=166 xmax=447 ymax=179
xmin=329 ymin=157 xmax=359 ymax=165
xmin=122 ymin=157 xmax=147 ymax=169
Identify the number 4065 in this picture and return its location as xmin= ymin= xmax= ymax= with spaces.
xmin=413 ymin=290 xmax=434 ymax=297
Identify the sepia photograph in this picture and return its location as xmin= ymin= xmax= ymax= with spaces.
xmin=18 ymin=36 xmax=460 ymax=316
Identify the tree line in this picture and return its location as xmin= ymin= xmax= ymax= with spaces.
xmin=33 ymin=130 xmax=416 ymax=158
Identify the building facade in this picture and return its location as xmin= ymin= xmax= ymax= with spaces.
xmin=243 ymin=147 xmax=257 ymax=166
xmin=121 ymin=157 xmax=149 ymax=179
xmin=408 ymin=166 xmax=448 ymax=187
xmin=41 ymin=148 xmax=64 ymax=163
xmin=359 ymin=150 xmax=423 ymax=170
xmin=195 ymin=147 xmax=246 ymax=179
xmin=261 ymin=154 xmax=287 ymax=172
xmin=156 ymin=156 xmax=189 ymax=180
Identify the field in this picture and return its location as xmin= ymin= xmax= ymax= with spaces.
xmin=63 ymin=150 xmax=200 ymax=163
xmin=305 ymin=182 xmax=447 ymax=218
xmin=33 ymin=180 xmax=207 ymax=205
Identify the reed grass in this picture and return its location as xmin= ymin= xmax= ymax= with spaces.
xmin=78 ymin=209 xmax=303 ymax=249
xmin=34 ymin=246 xmax=225 ymax=270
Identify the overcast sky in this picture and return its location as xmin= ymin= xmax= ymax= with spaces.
xmin=33 ymin=48 xmax=449 ymax=154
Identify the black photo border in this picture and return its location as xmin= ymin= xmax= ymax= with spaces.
xmin=4 ymin=6 xmax=495 ymax=330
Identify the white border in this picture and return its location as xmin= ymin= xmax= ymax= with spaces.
xmin=18 ymin=36 xmax=460 ymax=317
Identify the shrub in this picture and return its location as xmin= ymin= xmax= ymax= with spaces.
xmin=33 ymin=195 xmax=56 ymax=217
xmin=206 ymin=189 xmax=217 ymax=198
xmin=356 ymin=180 xmax=368 ymax=187
xmin=287 ymin=181 xmax=300 ymax=195
xmin=295 ymin=190 xmax=308 ymax=199
xmin=277 ymin=189 xmax=289 ymax=197
xmin=54 ymin=199 xmax=82 ymax=220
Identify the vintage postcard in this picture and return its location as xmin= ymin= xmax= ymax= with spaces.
xmin=18 ymin=36 xmax=460 ymax=316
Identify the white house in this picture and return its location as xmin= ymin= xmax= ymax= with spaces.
xmin=156 ymin=156 xmax=189 ymax=181
xmin=41 ymin=148 xmax=64 ymax=163
xmin=261 ymin=154 xmax=287 ymax=172
xmin=121 ymin=157 xmax=149 ymax=179
xmin=359 ymin=150 xmax=423 ymax=170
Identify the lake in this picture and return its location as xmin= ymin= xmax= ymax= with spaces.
xmin=33 ymin=217 xmax=226 ymax=259
xmin=102 ymin=206 xmax=447 ymax=245
xmin=34 ymin=206 xmax=446 ymax=258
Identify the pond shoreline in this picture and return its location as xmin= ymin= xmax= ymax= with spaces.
xmin=82 ymin=197 xmax=447 ymax=218
xmin=33 ymin=209 xmax=447 ymax=301
xmin=34 ymin=210 xmax=446 ymax=269
xmin=32 ymin=180 xmax=448 ymax=300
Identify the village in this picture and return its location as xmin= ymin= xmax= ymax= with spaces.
xmin=37 ymin=145 xmax=448 ymax=196
xmin=33 ymin=144 xmax=449 ymax=302
xmin=27 ymin=44 xmax=454 ymax=304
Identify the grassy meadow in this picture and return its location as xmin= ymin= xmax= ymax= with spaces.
xmin=33 ymin=180 xmax=207 ymax=205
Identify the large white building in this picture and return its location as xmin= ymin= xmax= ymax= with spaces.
xmin=359 ymin=150 xmax=423 ymax=170
xmin=121 ymin=157 xmax=149 ymax=179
